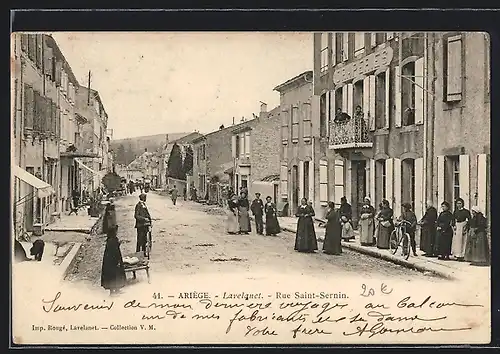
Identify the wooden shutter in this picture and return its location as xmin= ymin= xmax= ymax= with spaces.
xmin=393 ymin=158 xmax=402 ymax=217
xmin=414 ymin=157 xmax=424 ymax=219
xmin=370 ymin=159 xmax=376 ymax=202
xmin=363 ymin=76 xmax=370 ymax=122
xmin=415 ymin=57 xmax=424 ymax=125
xmin=44 ymin=45 xmax=53 ymax=77
xmin=446 ymin=34 xmax=463 ymax=102
xmin=56 ymin=108 xmax=61 ymax=138
xmin=20 ymin=34 xmax=28 ymax=52
xmin=369 ymin=75 xmax=376 ymax=131
xmin=298 ymin=161 xmax=304 ymax=201
xmin=231 ymin=135 xmax=236 ymax=158
xmin=330 ymin=89 xmax=336 ymax=125
xmin=23 ymin=84 xmax=34 ymax=130
xmin=384 ymin=67 xmax=390 ymax=129
xmin=331 ymin=33 xmax=336 ymax=66
xmin=245 ymin=131 xmax=251 ymax=157
xmin=319 ymin=160 xmax=328 ymax=203
xmin=308 ymin=160 xmax=314 ymax=204
xmin=437 ymin=155 xmax=445 ymax=205
xmin=55 ymin=61 xmax=62 ymax=86
xmin=371 ymin=33 xmax=377 ymax=48
xmin=394 ymin=65 xmax=402 ymax=127
xmin=35 ymin=34 xmax=43 ymax=68
xmin=477 ymin=154 xmax=488 ymax=214
xmin=280 ymin=164 xmax=288 ymax=197
xmin=239 ymin=133 xmax=244 ymax=159
xmin=342 ymin=85 xmax=348 ymax=112
xmin=347 ymin=83 xmax=354 ymax=117
xmin=325 ymin=92 xmax=330 ymax=137
xmin=385 ymin=158 xmax=394 ymax=208
xmin=459 ymin=154 xmax=470 ymax=210
xmin=342 ymin=33 xmax=349 ymax=62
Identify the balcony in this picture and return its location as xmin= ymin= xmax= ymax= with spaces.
xmin=328 ymin=116 xmax=373 ymax=150
xmin=237 ymin=156 xmax=251 ymax=167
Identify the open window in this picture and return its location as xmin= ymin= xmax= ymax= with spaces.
xmin=401 ymin=61 xmax=416 ymax=126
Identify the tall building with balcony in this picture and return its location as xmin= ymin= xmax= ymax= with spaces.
xmin=12 ymin=33 xmax=81 ymax=232
xmin=314 ymin=32 xmax=427 ymax=226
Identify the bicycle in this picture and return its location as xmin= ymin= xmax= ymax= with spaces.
xmin=389 ymin=219 xmax=412 ymax=260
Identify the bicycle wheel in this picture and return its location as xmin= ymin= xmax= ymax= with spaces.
xmin=402 ymin=233 xmax=411 ymax=260
xmin=389 ymin=230 xmax=399 ymax=255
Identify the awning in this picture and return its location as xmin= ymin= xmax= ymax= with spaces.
xmin=13 ymin=166 xmax=55 ymax=198
xmin=75 ymin=158 xmax=105 ymax=179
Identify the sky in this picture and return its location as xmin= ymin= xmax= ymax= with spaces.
xmin=51 ymin=32 xmax=312 ymax=140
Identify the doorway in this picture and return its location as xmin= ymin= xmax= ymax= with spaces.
xmin=352 ymin=160 xmax=367 ymax=229
xmin=273 ymin=184 xmax=278 ymax=205
xmin=292 ymin=165 xmax=299 ymax=212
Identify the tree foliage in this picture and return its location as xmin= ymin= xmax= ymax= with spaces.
xmin=167 ymin=143 xmax=185 ymax=180
xmin=183 ymin=145 xmax=194 ymax=176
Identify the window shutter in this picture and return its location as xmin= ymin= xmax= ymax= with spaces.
xmin=384 ymin=67 xmax=390 ymax=129
xmin=319 ymin=160 xmax=328 ymax=203
xmin=459 ymin=154 xmax=470 ymax=210
xmin=414 ymin=157 xmax=424 ymax=219
xmin=331 ymin=33 xmax=336 ymax=66
xmin=308 ymin=160 xmax=314 ymax=204
xmin=23 ymin=84 xmax=34 ymax=130
xmin=21 ymin=34 xmax=28 ymax=52
xmin=371 ymin=33 xmax=377 ymax=48
xmin=231 ymin=135 xmax=236 ymax=158
xmin=369 ymin=75 xmax=376 ymax=131
xmin=385 ymin=158 xmax=394 ymax=209
xmin=342 ymin=85 xmax=348 ymax=112
xmin=239 ymin=133 xmax=244 ymax=159
xmin=393 ymin=158 xmax=402 ymax=217
xmin=394 ymin=65 xmax=402 ymax=127
xmin=44 ymin=46 xmax=53 ymax=77
xmin=347 ymin=83 xmax=354 ymax=117
xmin=370 ymin=159 xmax=376 ymax=202
xmin=363 ymin=76 xmax=370 ymax=121
xmin=325 ymin=92 xmax=330 ymax=137
xmin=36 ymin=34 xmax=43 ymax=68
xmin=245 ymin=132 xmax=251 ymax=157
xmin=298 ymin=161 xmax=304 ymax=201
xmin=330 ymin=89 xmax=336 ymax=125
xmin=415 ymin=57 xmax=424 ymax=125
xmin=55 ymin=61 xmax=62 ymax=86
xmin=342 ymin=33 xmax=349 ymax=61
xmin=477 ymin=154 xmax=488 ymax=215
xmin=281 ymin=164 xmax=288 ymax=198
xmin=446 ymin=34 xmax=463 ymax=101
xmin=437 ymin=155 xmax=445 ymax=205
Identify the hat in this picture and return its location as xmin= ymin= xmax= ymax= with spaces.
xmin=364 ymin=196 xmax=371 ymax=203
xmin=471 ymin=205 xmax=481 ymax=213
xmin=255 ymin=192 xmax=261 ymax=196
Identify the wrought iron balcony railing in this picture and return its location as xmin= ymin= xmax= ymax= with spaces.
xmin=328 ymin=116 xmax=373 ymax=149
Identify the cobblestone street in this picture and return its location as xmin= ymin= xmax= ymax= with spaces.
xmin=67 ymin=192 xmax=445 ymax=288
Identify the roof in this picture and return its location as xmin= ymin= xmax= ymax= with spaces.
xmin=192 ymin=118 xmax=258 ymax=144
xmin=261 ymin=174 xmax=280 ymax=182
xmin=273 ymin=70 xmax=313 ymax=93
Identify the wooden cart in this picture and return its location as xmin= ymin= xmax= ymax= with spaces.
xmin=123 ymin=252 xmax=150 ymax=284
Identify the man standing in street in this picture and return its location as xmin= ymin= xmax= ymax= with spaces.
xmin=134 ymin=193 xmax=151 ymax=256
xmin=171 ymin=185 xmax=179 ymax=206
xmin=183 ymin=186 xmax=187 ymax=201
xmin=251 ymin=192 xmax=264 ymax=235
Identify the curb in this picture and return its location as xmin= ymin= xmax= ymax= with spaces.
xmin=45 ymin=227 xmax=91 ymax=234
xmin=250 ymin=216 xmax=453 ymax=280
xmin=60 ymin=242 xmax=82 ymax=281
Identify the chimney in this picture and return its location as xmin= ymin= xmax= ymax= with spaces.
xmin=232 ymin=117 xmax=235 ymax=125
xmin=259 ymin=101 xmax=268 ymax=119
xmin=166 ymin=134 xmax=169 ymax=144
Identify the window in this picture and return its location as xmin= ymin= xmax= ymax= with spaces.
xmin=244 ymin=131 xmax=251 ymax=157
xmin=302 ymin=103 xmax=312 ymax=143
xmin=334 ymin=159 xmax=345 ymax=204
xmin=239 ymin=133 xmax=245 ymax=158
xmin=402 ymin=159 xmax=416 ymax=210
xmin=291 ymin=106 xmax=299 ymax=143
xmin=342 ymin=33 xmax=349 ymax=61
xmin=453 ymin=159 xmax=460 ymax=203
xmin=375 ymin=159 xmax=387 ymax=204
xmin=335 ymin=87 xmax=343 ymax=112
xmin=235 ymin=135 xmax=240 ymax=156
xmin=23 ymin=84 xmax=34 ymax=131
xmin=334 ymin=34 xmax=342 ymax=63
xmin=303 ymin=161 xmax=309 ymax=200
xmin=280 ymin=164 xmax=288 ymax=198
xmin=354 ymin=32 xmax=365 ymax=56
xmin=241 ymin=175 xmax=248 ymax=189
xmin=320 ymin=33 xmax=329 ymax=73
xmin=376 ymin=33 xmax=386 ymax=46
xmin=401 ymin=61 xmax=416 ymax=126
xmin=444 ymin=34 xmax=463 ymax=102
xmin=319 ymin=159 xmax=328 ymax=204
xmin=375 ymin=72 xmax=387 ymax=129
xmin=353 ymin=80 xmax=364 ymax=113
xmin=444 ymin=156 xmax=460 ymax=204
xmin=281 ymin=110 xmax=289 ymax=144
xmin=282 ymin=143 xmax=288 ymax=161
xmin=319 ymin=93 xmax=327 ymax=137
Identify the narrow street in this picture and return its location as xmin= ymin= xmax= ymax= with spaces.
xmin=67 ymin=192 xmax=444 ymax=287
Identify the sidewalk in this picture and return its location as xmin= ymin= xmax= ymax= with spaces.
xmin=254 ymin=215 xmax=489 ymax=281
xmin=45 ymin=212 xmax=100 ymax=233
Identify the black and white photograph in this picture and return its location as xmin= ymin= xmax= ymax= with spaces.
xmin=11 ymin=31 xmax=491 ymax=345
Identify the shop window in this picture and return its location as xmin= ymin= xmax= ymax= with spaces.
xmin=375 ymin=72 xmax=387 ymax=129
xmin=401 ymin=61 xmax=416 ymax=126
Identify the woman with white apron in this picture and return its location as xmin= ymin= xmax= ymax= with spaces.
xmin=451 ymin=197 xmax=471 ymax=261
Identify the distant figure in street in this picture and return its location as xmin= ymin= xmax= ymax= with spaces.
xmin=467 ymin=206 xmax=490 ymax=266
xmin=359 ymin=197 xmax=375 ymax=246
xmin=134 ymin=193 xmax=151 ymax=256
xmin=237 ymin=191 xmax=251 ymax=234
xmin=264 ymin=196 xmax=281 ymax=236
xmin=183 ymin=186 xmax=187 ymax=201
xmin=250 ymin=193 xmax=264 ymax=235
xmin=419 ymin=200 xmax=438 ymax=257
xmin=398 ymin=203 xmax=418 ymax=257
xmin=68 ymin=189 xmax=80 ymax=215
xmin=451 ymin=197 xmax=471 ymax=261
xmin=436 ymin=201 xmax=453 ymax=260
xmin=171 ymin=185 xmax=178 ymax=206
xmin=339 ymin=197 xmax=354 ymax=241
xmin=323 ymin=201 xmax=342 ymax=255
xmin=376 ymin=199 xmax=394 ymax=249
xmin=226 ymin=193 xmax=239 ymax=234
xmin=294 ymin=197 xmax=318 ymax=253
xmin=101 ymin=225 xmax=126 ymax=296
xmin=128 ymin=180 xmax=135 ymax=195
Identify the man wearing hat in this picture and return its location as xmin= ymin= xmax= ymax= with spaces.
xmin=250 ymin=192 xmax=264 ymax=235
xmin=134 ymin=193 xmax=152 ymax=255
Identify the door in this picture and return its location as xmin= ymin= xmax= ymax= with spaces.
xmin=352 ymin=160 xmax=367 ymax=229
xmin=292 ymin=165 xmax=299 ymax=212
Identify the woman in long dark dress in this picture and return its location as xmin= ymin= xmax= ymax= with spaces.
xmin=238 ymin=191 xmax=251 ymax=234
xmin=264 ymin=196 xmax=281 ymax=235
xmin=376 ymin=199 xmax=394 ymax=249
xmin=436 ymin=201 xmax=454 ymax=260
xmin=419 ymin=200 xmax=438 ymax=257
xmin=323 ymin=201 xmax=342 ymax=255
xmin=467 ymin=206 xmax=490 ymax=266
xmin=101 ymin=225 xmax=126 ymax=296
xmin=294 ymin=198 xmax=318 ymax=253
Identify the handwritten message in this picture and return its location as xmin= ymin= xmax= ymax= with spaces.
xmin=34 ymin=283 xmax=485 ymax=341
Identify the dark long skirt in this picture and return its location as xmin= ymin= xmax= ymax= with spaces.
xmin=238 ymin=206 xmax=251 ymax=233
xmin=323 ymin=221 xmax=342 ymax=255
xmin=420 ymin=225 xmax=437 ymax=256
xmin=377 ymin=224 xmax=393 ymax=249
xmin=468 ymin=228 xmax=490 ymax=266
xmin=101 ymin=231 xmax=126 ymax=291
xmin=436 ymin=228 xmax=453 ymax=257
xmin=294 ymin=216 xmax=318 ymax=252
xmin=265 ymin=214 xmax=281 ymax=235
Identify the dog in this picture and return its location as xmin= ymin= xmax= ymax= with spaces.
xmin=30 ymin=239 xmax=45 ymax=261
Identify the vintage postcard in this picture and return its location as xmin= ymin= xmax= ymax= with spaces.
xmin=11 ymin=31 xmax=491 ymax=345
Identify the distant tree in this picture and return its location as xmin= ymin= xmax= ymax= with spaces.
xmin=167 ymin=143 xmax=185 ymax=180
xmin=182 ymin=145 xmax=194 ymax=176
xmin=115 ymin=144 xmax=126 ymax=164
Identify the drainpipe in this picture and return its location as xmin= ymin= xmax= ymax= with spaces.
xmin=423 ymin=33 xmax=428 ymax=209
xmin=427 ymin=33 xmax=436 ymax=205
